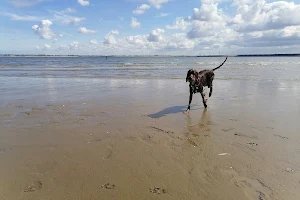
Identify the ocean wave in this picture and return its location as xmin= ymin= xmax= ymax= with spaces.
xmin=1 ymin=73 xmax=299 ymax=82
xmin=63 ymin=66 xmax=95 ymax=68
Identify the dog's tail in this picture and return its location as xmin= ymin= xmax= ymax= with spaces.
xmin=212 ymin=57 xmax=228 ymax=71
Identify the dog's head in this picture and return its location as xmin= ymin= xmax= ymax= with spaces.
xmin=186 ymin=69 xmax=198 ymax=85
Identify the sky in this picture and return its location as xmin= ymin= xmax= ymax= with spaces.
xmin=1 ymin=0 xmax=300 ymax=55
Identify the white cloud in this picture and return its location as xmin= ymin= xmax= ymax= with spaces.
xmin=70 ymin=41 xmax=79 ymax=49
xmin=133 ymin=4 xmax=151 ymax=15
xmin=48 ymin=9 xmax=85 ymax=25
xmin=0 ymin=11 xmax=41 ymax=21
xmin=58 ymin=44 xmax=67 ymax=50
xmin=44 ymin=44 xmax=51 ymax=49
xmin=111 ymin=30 xmax=119 ymax=35
xmin=58 ymin=34 xmax=64 ymax=37
xmin=64 ymin=8 xmax=76 ymax=13
xmin=90 ymin=40 xmax=98 ymax=45
xmin=7 ymin=0 xmax=300 ymax=55
xmin=187 ymin=1 xmax=227 ymax=39
xmin=187 ymin=20 xmax=225 ymax=38
xmin=231 ymin=1 xmax=300 ymax=32
xmin=229 ymin=26 xmax=300 ymax=48
xmin=33 ymin=31 xmax=195 ymax=55
xmin=35 ymin=46 xmax=40 ymax=50
xmin=164 ymin=33 xmax=195 ymax=49
xmin=78 ymin=27 xmax=97 ymax=34
xmin=51 ymin=11 xmax=85 ymax=25
xmin=130 ymin=17 xmax=141 ymax=28
xmin=140 ymin=4 xmax=151 ymax=9
xmin=110 ymin=32 xmax=195 ymax=55
xmin=70 ymin=17 xmax=85 ymax=25
xmin=126 ymin=35 xmax=147 ymax=46
xmin=192 ymin=4 xmax=224 ymax=22
xmin=157 ymin=13 xmax=170 ymax=17
xmin=148 ymin=0 xmax=168 ymax=9
xmin=147 ymin=28 xmax=164 ymax=42
xmin=52 ymin=38 xmax=58 ymax=44
xmin=32 ymin=20 xmax=55 ymax=39
xmin=103 ymin=30 xmax=119 ymax=45
xmin=166 ymin=17 xmax=191 ymax=30
xmin=78 ymin=0 xmax=89 ymax=6
xmin=9 ymin=0 xmax=51 ymax=7
xmin=279 ymin=26 xmax=300 ymax=38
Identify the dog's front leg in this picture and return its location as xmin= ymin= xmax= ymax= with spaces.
xmin=209 ymin=86 xmax=213 ymax=97
xmin=200 ymin=88 xmax=207 ymax=108
xmin=185 ymin=86 xmax=193 ymax=113
xmin=208 ymin=75 xmax=214 ymax=97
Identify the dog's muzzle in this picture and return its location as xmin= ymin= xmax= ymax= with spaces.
xmin=186 ymin=75 xmax=195 ymax=84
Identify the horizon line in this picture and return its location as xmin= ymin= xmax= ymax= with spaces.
xmin=1 ymin=53 xmax=300 ymax=57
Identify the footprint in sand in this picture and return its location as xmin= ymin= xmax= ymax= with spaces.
xmin=247 ymin=142 xmax=258 ymax=146
xmin=32 ymin=108 xmax=43 ymax=111
xmin=234 ymin=133 xmax=258 ymax=140
xmin=145 ymin=135 xmax=154 ymax=140
xmin=222 ymin=168 xmax=272 ymax=200
xmin=284 ymin=168 xmax=295 ymax=173
xmin=273 ymin=134 xmax=288 ymax=140
xmin=222 ymin=127 xmax=235 ymax=132
xmin=149 ymin=187 xmax=166 ymax=195
xmin=24 ymin=180 xmax=42 ymax=192
xmin=187 ymin=137 xmax=198 ymax=147
xmin=207 ymin=120 xmax=215 ymax=125
xmin=139 ymin=133 xmax=155 ymax=144
xmin=125 ymin=136 xmax=137 ymax=141
xmin=21 ymin=111 xmax=31 ymax=116
xmin=149 ymin=126 xmax=174 ymax=134
xmin=192 ymin=133 xmax=199 ymax=137
xmin=234 ymin=178 xmax=272 ymax=200
xmin=77 ymin=118 xmax=85 ymax=124
xmin=101 ymin=183 xmax=115 ymax=190
xmin=0 ymin=147 xmax=7 ymax=153
xmin=201 ymin=134 xmax=210 ymax=137
xmin=87 ymin=139 xmax=102 ymax=144
xmin=102 ymin=146 xmax=112 ymax=160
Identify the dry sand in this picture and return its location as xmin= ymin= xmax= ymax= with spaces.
xmin=0 ymin=78 xmax=300 ymax=200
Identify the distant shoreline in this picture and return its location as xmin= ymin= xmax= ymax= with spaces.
xmin=1 ymin=53 xmax=300 ymax=57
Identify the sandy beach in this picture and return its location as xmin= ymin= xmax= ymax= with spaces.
xmin=1 ymin=77 xmax=300 ymax=200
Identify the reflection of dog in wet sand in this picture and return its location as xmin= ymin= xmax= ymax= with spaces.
xmin=185 ymin=57 xmax=228 ymax=112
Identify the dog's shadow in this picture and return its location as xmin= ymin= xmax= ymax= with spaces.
xmin=147 ymin=105 xmax=200 ymax=118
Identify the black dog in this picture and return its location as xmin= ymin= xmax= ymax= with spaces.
xmin=185 ymin=57 xmax=228 ymax=112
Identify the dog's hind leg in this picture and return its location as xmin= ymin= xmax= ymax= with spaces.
xmin=209 ymin=86 xmax=213 ymax=97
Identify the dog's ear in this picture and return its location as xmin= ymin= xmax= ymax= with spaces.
xmin=186 ymin=69 xmax=192 ymax=82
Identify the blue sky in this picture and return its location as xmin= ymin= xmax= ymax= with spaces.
xmin=1 ymin=0 xmax=300 ymax=55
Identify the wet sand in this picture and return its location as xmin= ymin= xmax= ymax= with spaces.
xmin=1 ymin=77 xmax=300 ymax=200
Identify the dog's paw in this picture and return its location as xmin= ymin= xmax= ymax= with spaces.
xmin=183 ymin=110 xmax=190 ymax=114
